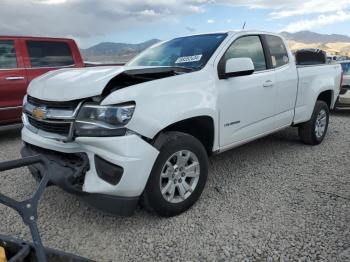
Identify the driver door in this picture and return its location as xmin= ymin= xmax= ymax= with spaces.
xmin=0 ymin=38 xmax=28 ymax=124
xmin=216 ymin=35 xmax=277 ymax=147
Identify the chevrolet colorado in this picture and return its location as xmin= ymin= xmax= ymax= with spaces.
xmin=21 ymin=31 xmax=342 ymax=217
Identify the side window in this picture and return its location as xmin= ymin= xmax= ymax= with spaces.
xmin=0 ymin=40 xmax=17 ymax=69
xmin=26 ymin=41 xmax=74 ymax=68
xmin=223 ymin=36 xmax=267 ymax=71
xmin=265 ymin=35 xmax=289 ymax=68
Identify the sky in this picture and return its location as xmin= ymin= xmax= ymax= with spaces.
xmin=1 ymin=0 xmax=350 ymax=48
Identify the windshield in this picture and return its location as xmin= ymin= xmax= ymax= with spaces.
xmin=128 ymin=33 xmax=227 ymax=70
xmin=341 ymin=62 xmax=350 ymax=75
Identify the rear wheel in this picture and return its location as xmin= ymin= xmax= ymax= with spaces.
xmin=298 ymin=100 xmax=329 ymax=145
xmin=141 ymin=132 xmax=208 ymax=217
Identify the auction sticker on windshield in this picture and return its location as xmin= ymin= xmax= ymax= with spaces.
xmin=175 ymin=55 xmax=203 ymax=64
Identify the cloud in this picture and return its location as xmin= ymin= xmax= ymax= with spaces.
xmin=185 ymin=26 xmax=196 ymax=32
xmin=34 ymin=0 xmax=67 ymax=4
xmin=282 ymin=11 xmax=350 ymax=32
xmin=210 ymin=0 xmax=350 ymax=19
xmin=138 ymin=9 xmax=160 ymax=17
xmin=267 ymin=0 xmax=350 ymax=19
xmin=0 ymin=0 xmax=205 ymax=40
xmin=207 ymin=19 xmax=215 ymax=23
xmin=1 ymin=0 xmax=350 ymax=45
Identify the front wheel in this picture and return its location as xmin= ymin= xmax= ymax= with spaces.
xmin=298 ymin=100 xmax=330 ymax=145
xmin=141 ymin=132 xmax=208 ymax=217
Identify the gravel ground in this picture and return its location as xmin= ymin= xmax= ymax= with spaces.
xmin=0 ymin=112 xmax=349 ymax=262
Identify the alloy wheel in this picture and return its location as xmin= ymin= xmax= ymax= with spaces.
xmin=159 ymin=150 xmax=200 ymax=204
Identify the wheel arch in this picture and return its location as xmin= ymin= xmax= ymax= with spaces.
xmin=317 ymin=89 xmax=333 ymax=108
xmin=153 ymin=116 xmax=215 ymax=155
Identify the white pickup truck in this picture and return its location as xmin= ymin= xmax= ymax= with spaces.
xmin=21 ymin=31 xmax=342 ymax=217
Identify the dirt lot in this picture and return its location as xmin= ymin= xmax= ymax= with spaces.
xmin=0 ymin=112 xmax=349 ymax=262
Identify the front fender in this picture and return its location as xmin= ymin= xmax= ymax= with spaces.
xmin=101 ymin=69 xmax=218 ymax=140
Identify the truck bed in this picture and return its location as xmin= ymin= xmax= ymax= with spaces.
xmin=293 ymin=63 xmax=342 ymax=124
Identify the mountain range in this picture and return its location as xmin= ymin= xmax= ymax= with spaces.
xmin=81 ymin=31 xmax=350 ymax=63
xmin=81 ymin=39 xmax=160 ymax=63
xmin=280 ymin=31 xmax=350 ymax=44
xmin=281 ymin=31 xmax=350 ymax=57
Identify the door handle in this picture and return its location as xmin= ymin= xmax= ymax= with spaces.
xmin=263 ymin=80 xmax=274 ymax=88
xmin=5 ymin=76 xmax=25 ymax=81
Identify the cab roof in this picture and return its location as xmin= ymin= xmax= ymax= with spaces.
xmin=178 ymin=30 xmax=284 ymax=39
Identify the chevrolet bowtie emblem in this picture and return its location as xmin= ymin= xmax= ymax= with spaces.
xmin=32 ymin=107 xmax=47 ymax=120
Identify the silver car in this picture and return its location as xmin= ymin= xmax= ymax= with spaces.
xmin=336 ymin=60 xmax=350 ymax=109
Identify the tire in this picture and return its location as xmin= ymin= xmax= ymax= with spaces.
xmin=298 ymin=100 xmax=330 ymax=145
xmin=141 ymin=132 xmax=208 ymax=217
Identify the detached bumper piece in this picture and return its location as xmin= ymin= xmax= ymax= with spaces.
xmin=0 ymin=155 xmax=94 ymax=262
xmin=21 ymin=144 xmax=139 ymax=216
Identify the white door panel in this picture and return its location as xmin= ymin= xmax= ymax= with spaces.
xmin=218 ymin=70 xmax=276 ymax=146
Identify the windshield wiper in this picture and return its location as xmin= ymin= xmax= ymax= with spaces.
xmin=171 ymin=66 xmax=196 ymax=73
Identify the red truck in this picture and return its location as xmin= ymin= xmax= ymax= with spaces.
xmin=0 ymin=36 xmax=85 ymax=125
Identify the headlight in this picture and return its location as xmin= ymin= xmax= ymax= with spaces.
xmin=75 ymin=102 xmax=135 ymax=137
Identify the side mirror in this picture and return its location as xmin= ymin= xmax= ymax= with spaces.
xmin=220 ymin=58 xmax=255 ymax=79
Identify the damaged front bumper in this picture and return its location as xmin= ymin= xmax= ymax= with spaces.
xmin=21 ymin=126 xmax=159 ymax=216
xmin=21 ymin=144 xmax=138 ymax=216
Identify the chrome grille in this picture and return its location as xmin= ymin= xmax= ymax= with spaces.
xmin=24 ymin=96 xmax=83 ymax=141
xmin=28 ymin=117 xmax=71 ymax=136
xmin=27 ymin=96 xmax=81 ymax=110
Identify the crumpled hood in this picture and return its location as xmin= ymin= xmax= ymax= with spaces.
xmin=27 ymin=65 xmax=189 ymax=101
xmin=28 ymin=66 xmax=126 ymax=101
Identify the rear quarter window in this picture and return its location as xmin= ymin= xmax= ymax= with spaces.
xmin=26 ymin=41 xmax=74 ymax=68
xmin=265 ymin=35 xmax=289 ymax=68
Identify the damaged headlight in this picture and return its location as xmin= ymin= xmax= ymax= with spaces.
xmin=75 ymin=102 xmax=135 ymax=137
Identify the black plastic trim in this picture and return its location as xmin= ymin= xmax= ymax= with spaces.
xmin=220 ymin=70 xmax=255 ymax=79
xmin=95 ymin=155 xmax=124 ymax=185
xmin=260 ymin=34 xmax=274 ymax=69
